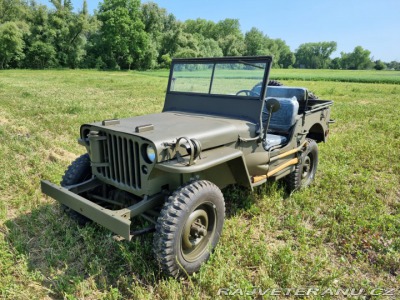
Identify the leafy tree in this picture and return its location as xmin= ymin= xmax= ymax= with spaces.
xmin=181 ymin=18 xmax=243 ymax=58
xmin=174 ymin=31 xmax=200 ymax=58
xmin=263 ymin=37 xmax=281 ymax=67
xmin=244 ymin=28 xmax=294 ymax=68
xmin=340 ymin=46 xmax=372 ymax=70
xmin=140 ymin=37 xmax=158 ymax=69
xmin=218 ymin=34 xmax=245 ymax=56
xmin=168 ymin=30 xmax=223 ymax=59
xmin=295 ymin=41 xmax=337 ymax=69
xmin=214 ymin=19 xmax=244 ymax=56
xmin=274 ymin=38 xmax=295 ymax=68
xmin=0 ymin=22 xmax=25 ymax=69
xmin=158 ymin=27 xmax=181 ymax=60
xmin=215 ymin=19 xmax=241 ymax=39
xmin=160 ymin=53 xmax=172 ymax=68
xmin=94 ymin=0 xmax=149 ymax=69
xmin=47 ymin=0 xmax=90 ymax=68
xmin=0 ymin=0 xmax=394 ymax=72
xmin=244 ymin=27 xmax=266 ymax=56
xmin=386 ymin=61 xmax=400 ymax=70
xmin=197 ymin=36 xmax=223 ymax=57
xmin=140 ymin=2 xmax=180 ymax=68
xmin=0 ymin=0 xmax=30 ymax=23
xmin=374 ymin=60 xmax=386 ymax=70
xmin=141 ymin=2 xmax=178 ymax=39
xmin=26 ymin=40 xmax=57 ymax=68
xmin=23 ymin=3 xmax=56 ymax=68
xmin=183 ymin=18 xmax=217 ymax=40
xmin=330 ymin=57 xmax=341 ymax=69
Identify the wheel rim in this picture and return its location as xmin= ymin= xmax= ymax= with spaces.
xmin=301 ymin=156 xmax=311 ymax=179
xmin=301 ymin=154 xmax=314 ymax=186
xmin=181 ymin=203 xmax=216 ymax=262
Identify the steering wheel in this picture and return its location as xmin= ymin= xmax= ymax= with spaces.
xmin=236 ymin=90 xmax=259 ymax=97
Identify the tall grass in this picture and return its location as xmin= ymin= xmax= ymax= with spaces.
xmin=0 ymin=70 xmax=399 ymax=299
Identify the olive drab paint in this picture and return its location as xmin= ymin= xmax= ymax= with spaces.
xmin=41 ymin=56 xmax=333 ymax=276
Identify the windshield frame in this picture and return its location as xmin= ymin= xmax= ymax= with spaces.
xmin=167 ymin=56 xmax=272 ymax=101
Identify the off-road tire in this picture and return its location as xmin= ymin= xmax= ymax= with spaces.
xmin=153 ymin=180 xmax=225 ymax=277
xmin=286 ymin=139 xmax=318 ymax=192
xmin=60 ymin=153 xmax=92 ymax=225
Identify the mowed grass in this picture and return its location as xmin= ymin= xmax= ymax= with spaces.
xmin=0 ymin=69 xmax=399 ymax=299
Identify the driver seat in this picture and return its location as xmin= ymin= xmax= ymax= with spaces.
xmin=262 ymin=96 xmax=299 ymax=150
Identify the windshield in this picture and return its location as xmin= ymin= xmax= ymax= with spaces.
xmin=170 ymin=60 xmax=267 ymax=98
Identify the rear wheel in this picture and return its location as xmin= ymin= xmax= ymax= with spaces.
xmin=153 ymin=180 xmax=225 ymax=277
xmin=60 ymin=153 xmax=92 ymax=225
xmin=286 ymin=139 xmax=318 ymax=192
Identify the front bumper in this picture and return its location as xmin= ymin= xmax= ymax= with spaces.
xmin=41 ymin=180 xmax=132 ymax=240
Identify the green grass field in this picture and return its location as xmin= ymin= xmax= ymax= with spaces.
xmin=148 ymin=68 xmax=400 ymax=85
xmin=0 ymin=69 xmax=399 ymax=299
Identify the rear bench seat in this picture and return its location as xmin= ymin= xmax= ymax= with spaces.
xmin=262 ymin=87 xmax=305 ymax=150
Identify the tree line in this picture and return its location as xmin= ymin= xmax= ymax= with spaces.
xmin=1 ymin=0 xmax=399 ymax=70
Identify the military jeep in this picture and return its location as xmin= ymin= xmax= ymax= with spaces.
xmin=41 ymin=56 xmax=333 ymax=277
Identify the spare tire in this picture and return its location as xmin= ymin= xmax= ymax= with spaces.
xmin=268 ymin=80 xmax=283 ymax=86
xmin=251 ymin=80 xmax=283 ymax=95
xmin=307 ymin=91 xmax=319 ymax=100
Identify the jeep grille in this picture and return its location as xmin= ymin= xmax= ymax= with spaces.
xmin=93 ymin=131 xmax=142 ymax=190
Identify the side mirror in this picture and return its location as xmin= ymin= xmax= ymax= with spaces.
xmin=265 ymin=98 xmax=281 ymax=113
xmin=262 ymin=98 xmax=281 ymax=142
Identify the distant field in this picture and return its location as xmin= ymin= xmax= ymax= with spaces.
xmin=0 ymin=69 xmax=399 ymax=299
xmin=146 ymin=68 xmax=400 ymax=84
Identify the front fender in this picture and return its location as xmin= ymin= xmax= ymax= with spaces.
xmin=155 ymin=147 xmax=252 ymax=189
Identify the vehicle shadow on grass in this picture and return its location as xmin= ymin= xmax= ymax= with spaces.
xmin=4 ymin=202 xmax=161 ymax=298
xmin=223 ymin=181 xmax=288 ymax=218
xmin=4 ymin=183 xmax=286 ymax=298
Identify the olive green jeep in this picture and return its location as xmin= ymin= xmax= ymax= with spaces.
xmin=41 ymin=56 xmax=333 ymax=277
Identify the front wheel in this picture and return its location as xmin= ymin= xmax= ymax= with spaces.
xmin=153 ymin=180 xmax=225 ymax=277
xmin=60 ymin=153 xmax=92 ymax=225
xmin=285 ymin=139 xmax=319 ymax=192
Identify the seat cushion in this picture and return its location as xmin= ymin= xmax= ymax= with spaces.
xmin=251 ymin=85 xmax=307 ymax=102
xmin=263 ymin=96 xmax=299 ymax=133
xmin=263 ymin=134 xmax=287 ymax=150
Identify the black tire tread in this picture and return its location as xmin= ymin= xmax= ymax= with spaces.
xmin=285 ymin=138 xmax=318 ymax=192
xmin=153 ymin=180 xmax=225 ymax=277
xmin=60 ymin=153 xmax=91 ymax=225
xmin=268 ymin=80 xmax=283 ymax=86
xmin=60 ymin=153 xmax=91 ymax=186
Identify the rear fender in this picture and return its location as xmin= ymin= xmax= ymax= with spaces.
xmin=307 ymin=122 xmax=325 ymax=142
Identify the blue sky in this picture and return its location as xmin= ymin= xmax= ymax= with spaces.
xmin=38 ymin=0 xmax=400 ymax=61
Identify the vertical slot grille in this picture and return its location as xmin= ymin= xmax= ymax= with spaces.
xmin=97 ymin=132 xmax=141 ymax=189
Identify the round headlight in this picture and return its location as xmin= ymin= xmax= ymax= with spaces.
xmin=146 ymin=145 xmax=156 ymax=163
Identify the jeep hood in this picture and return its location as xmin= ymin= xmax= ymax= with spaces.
xmin=88 ymin=112 xmax=256 ymax=151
